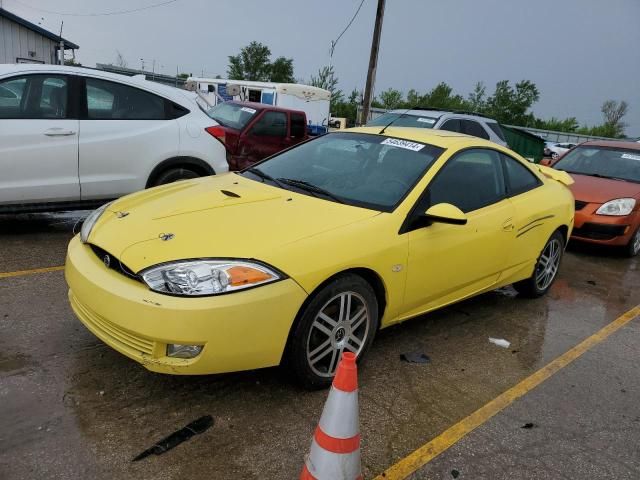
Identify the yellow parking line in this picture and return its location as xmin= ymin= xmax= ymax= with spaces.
xmin=0 ymin=265 xmax=65 ymax=279
xmin=375 ymin=304 xmax=640 ymax=480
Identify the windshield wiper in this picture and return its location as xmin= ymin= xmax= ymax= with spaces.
xmin=583 ymin=172 xmax=629 ymax=182
xmin=277 ymin=178 xmax=344 ymax=204
xmin=245 ymin=167 xmax=285 ymax=187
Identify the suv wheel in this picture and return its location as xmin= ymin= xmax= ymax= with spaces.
xmin=152 ymin=167 xmax=199 ymax=186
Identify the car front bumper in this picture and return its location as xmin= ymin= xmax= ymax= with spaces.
xmin=571 ymin=203 xmax=639 ymax=246
xmin=65 ymin=236 xmax=308 ymax=375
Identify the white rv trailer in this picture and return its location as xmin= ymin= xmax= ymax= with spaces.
xmin=187 ymin=77 xmax=331 ymax=135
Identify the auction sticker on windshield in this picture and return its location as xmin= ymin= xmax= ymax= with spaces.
xmin=621 ymin=153 xmax=640 ymax=161
xmin=241 ymin=107 xmax=257 ymax=114
xmin=381 ymin=138 xmax=425 ymax=152
xmin=417 ymin=117 xmax=436 ymax=124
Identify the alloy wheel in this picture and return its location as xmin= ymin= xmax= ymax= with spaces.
xmin=306 ymin=291 xmax=370 ymax=377
xmin=535 ymin=238 xmax=562 ymax=290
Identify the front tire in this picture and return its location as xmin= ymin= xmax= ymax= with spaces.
xmin=625 ymin=226 xmax=640 ymax=257
xmin=513 ymin=230 xmax=564 ymax=298
xmin=286 ymin=274 xmax=379 ymax=390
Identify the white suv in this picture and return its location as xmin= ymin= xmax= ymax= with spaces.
xmin=0 ymin=65 xmax=228 ymax=213
xmin=367 ymin=108 xmax=508 ymax=147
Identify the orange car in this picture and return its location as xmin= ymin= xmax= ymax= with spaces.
xmin=542 ymin=140 xmax=640 ymax=256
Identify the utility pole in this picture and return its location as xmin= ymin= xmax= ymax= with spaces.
xmin=360 ymin=0 xmax=385 ymax=125
xmin=58 ymin=21 xmax=64 ymax=65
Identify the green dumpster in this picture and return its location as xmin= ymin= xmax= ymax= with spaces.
xmin=502 ymin=125 xmax=545 ymax=163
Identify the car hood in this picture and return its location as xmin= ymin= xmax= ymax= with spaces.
xmin=89 ymin=173 xmax=379 ymax=272
xmin=568 ymin=173 xmax=640 ymax=203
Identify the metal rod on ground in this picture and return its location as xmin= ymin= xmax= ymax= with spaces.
xmin=360 ymin=0 xmax=386 ymax=125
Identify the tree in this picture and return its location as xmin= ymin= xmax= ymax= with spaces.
xmin=467 ymin=82 xmax=486 ymax=112
xmin=601 ymin=100 xmax=628 ymax=137
xmin=177 ymin=72 xmax=191 ymax=79
xmin=227 ymin=41 xmax=295 ymax=82
xmin=114 ymin=50 xmax=127 ymax=68
xmin=310 ymin=66 xmax=343 ymax=107
xmin=421 ymin=82 xmax=469 ymax=110
xmin=485 ymin=80 xmax=539 ymax=125
xmin=270 ymin=57 xmax=295 ymax=83
xmin=378 ymin=88 xmax=403 ymax=110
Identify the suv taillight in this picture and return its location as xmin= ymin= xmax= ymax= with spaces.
xmin=205 ymin=126 xmax=226 ymax=145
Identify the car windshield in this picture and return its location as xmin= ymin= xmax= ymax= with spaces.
xmin=367 ymin=112 xmax=438 ymax=129
xmin=554 ymin=146 xmax=640 ymax=183
xmin=242 ymin=132 xmax=444 ymax=211
xmin=205 ymin=102 xmax=258 ymax=130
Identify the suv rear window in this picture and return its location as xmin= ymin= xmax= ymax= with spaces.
xmin=367 ymin=112 xmax=438 ymax=128
xmin=206 ymin=102 xmax=258 ymax=130
xmin=487 ymin=122 xmax=506 ymax=141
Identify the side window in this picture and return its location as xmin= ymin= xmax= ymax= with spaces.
xmin=486 ymin=122 xmax=506 ymax=142
xmin=290 ymin=113 xmax=305 ymax=138
xmin=439 ymin=119 xmax=460 ymax=132
xmin=85 ymin=78 xmax=165 ymax=120
xmin=0 ymin=75 xmax=68 ymax=119
xmin=461 ymin=120 xmax=490 ymax=140
xmin=428 ymin=149 xmax=505 ymax=213
xmin=501 ymin=153 xmax=541 ymax=196
xmin=250 ymin=111 xmax=287 ymax=137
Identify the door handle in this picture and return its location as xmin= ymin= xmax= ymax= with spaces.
xmin=44 ymin=128 xmax=77 ymax=136
xmin=502 ymin=219 xmax=515 ymax=231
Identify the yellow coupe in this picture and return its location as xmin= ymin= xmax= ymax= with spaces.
xmin=65 ymin=127 xmax=574 ymax=388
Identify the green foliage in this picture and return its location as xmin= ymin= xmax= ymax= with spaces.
xmin=309 ymin=66 xmax=344 ymax=108
xmin=227 ymin=41 xmax=294 ymax=82
xmin=270 ymin=57 xmax=295 ymax=83
xmin=177 ymin=72 xmax=190 ymax=79
xmin=484 ymin=80 xmax=539 ymax=125
xmin=378 ymin=88 xmax=403 ymax=109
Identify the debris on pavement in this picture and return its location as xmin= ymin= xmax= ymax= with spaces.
xmin=132 ymin=415 xmax=214 ymax=461
xmin=400 ymin=352 xmax=431 ymax=364
xmin=521 ymin=422 xmax=537 ymax=429
xmin=451 ymin=469 xmax=460 ymax=478
xmin=488 ymin=338 xmax=511 ymax=348
xmin=587 ymin=280 xmax=597 ymax=286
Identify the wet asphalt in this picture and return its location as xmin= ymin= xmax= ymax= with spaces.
xmin=0 ymin=212 xmax=638 ymax=479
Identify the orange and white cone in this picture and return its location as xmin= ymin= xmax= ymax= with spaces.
xmin=300 ymin=351 xmax=362 ymax=480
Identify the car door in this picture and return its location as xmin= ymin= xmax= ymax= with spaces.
xmin=499 ymin=152 xmax=550 ymax=271
xmin=401 ymin=148 xmax=515 ymax=318
xmin=0 ymin=73 xmax=79 ymax=205
xmin=78 ymin=76 xmax=180 ymax=200
xmin=240 ymin=110 xmax=289 ymax=164
xmin=439 ymin=118 xmax=461 ymax=133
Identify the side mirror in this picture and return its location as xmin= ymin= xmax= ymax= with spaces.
xmin=423 ymin=203 xmax=467 ymax=225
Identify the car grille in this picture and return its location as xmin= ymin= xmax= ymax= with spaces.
xmin=89 ymin=245 xmax=138 ymax=279
xmin=70 ymin=294 xmax=155 ymax=356
xmin=574 ymin=200 xmax=588 ymax=211
xmin=572 ymin=223 xmax=627 ymax=241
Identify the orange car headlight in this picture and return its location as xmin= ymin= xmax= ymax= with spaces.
xmin=140 ymin=260 xmax=283 ymax=296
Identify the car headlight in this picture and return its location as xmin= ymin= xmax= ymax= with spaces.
xmin=595 ymin=198 xmax=636 ymax=216
xmin=140 ymin=260 xmax=282 ymax=296
xmin=80 ymin=202 xmax=112 ymax=243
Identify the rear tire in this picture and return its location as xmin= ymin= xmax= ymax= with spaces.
xmin=625 ymin=226 xmax=640 ymax=257
xmin=286 ymin=274 xmax=379 ymax=390
xmin=152 ymin=167 xmax=200 ymax=186
xmin=513 ymin=230 xmax=564 ymax=298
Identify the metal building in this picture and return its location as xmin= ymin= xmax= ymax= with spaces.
xmin=0 ymin=8 xmax=78 ymax=64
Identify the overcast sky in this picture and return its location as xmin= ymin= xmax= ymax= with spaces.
xmin=5 ymin=0 xmax=640 ymax=136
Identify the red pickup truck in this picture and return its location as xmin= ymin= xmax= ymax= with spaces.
xmin=204 ymin=101 xmax=309 ymax=171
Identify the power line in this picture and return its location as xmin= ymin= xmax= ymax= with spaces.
xmin=9 ymin=0 xmax=179 ymax=17
xmin=331 ymin=0 xmax=366 ymax=57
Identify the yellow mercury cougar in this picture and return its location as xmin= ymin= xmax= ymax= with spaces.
xmin=65 ymin=127 xmax=574 ymax=389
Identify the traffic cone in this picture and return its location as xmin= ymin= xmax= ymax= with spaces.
xmin=300 ymin=351 xmax=362 ymax=480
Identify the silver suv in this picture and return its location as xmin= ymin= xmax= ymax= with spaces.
xmin=367 ymin=108 xmax=508 ymax=147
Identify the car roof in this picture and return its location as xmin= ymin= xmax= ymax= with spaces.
xmin=227 ymin=101 xmax=305 ymax=115
xmin=385 ymin=108 xmax=497 ymax=122
xmin=578 ymin=140 xmax=640 ymax=151
xmin=0 ymin=64 xmax=198 ymax=109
